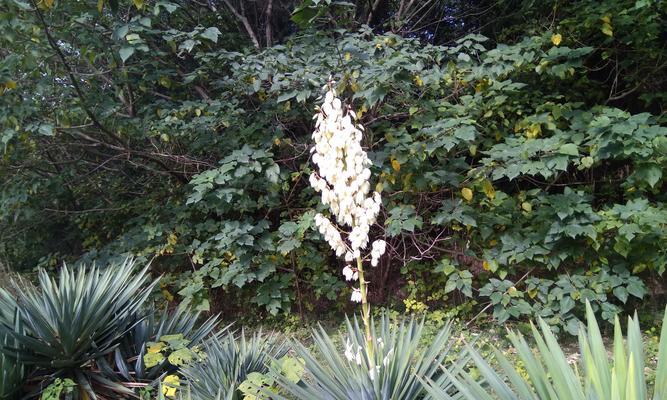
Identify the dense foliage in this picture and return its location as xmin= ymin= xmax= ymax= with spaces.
xmin=1 ymin=0 xmax=666 ymax=331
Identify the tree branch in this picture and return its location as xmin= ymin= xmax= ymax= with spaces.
xmin=265 ymin=0 xmax=273 ymax=47
xmin=31 ymin=0 xmax=124 ymax=147
xmin=221 ymin=0 xmax=260 ymax=48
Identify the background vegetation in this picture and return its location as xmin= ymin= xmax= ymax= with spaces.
xmin=1 ymin=0 xmax=666 ymax=333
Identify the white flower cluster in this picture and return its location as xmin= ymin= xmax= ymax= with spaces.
xmin=310 ymin=87 xmax=382 ymax=253
xmin=314 ymin=213 xmax=346 ymax=257
xmin=309 ymin=85 xmax=386 ymax=301
xmin=370 ymin=239 xmax=386 ymax=267
xmin=344 ymin=338 xmax=363 ymax=365
xmin=370 ymin=347 xmax=394 ymax=381
xmin=342 ymin=265 xmax=359 ymax=282
xmin=342 ymin=337 xmax=393 ymax=381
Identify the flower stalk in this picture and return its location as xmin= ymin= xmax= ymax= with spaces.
xmin=356 ymin=255 xmax=374 ymax=362
xmin=309 ymin=81 xmax=386 ymax=369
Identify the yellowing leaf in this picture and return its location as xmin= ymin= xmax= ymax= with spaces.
xmin=601 ymin=15 xmax=611 ymax=24
xmin=601 ymin=22 xmax=613 ymax=37
xmin=482 ymin=180 xmax=495 ymax=200
xmin=508 ymin=286 xmax=518 ymax=296
xmin=632 ymin=263 xmax=647 ymax=274
xmin=168 ymin=348 xmax=195 ymax=366
xmin=158 ymin=76 xmax=171 ymax=88
xmin=162 ymin=289 xmax=174 ymax=302
xmin=414 ymin=75 xmax=424 ymax=87
xmin=147 ymin=342 xmax=166 ymax=353
xmin=97 ymin=0 xmax=103 ymax=12
xmin=461 ymin=187 xmax=473 ymax=201
xmin=144 ymin=352 xmax=165 ymax=368
xmin=551 ymin=33 xmax=562 ymax=46
xmin=344 ymin=52 xmax=351 ymax=61
xmin=162 ymin=375 xmax=180 ymax=398
xmin=132 ymin=0 xmax=144 ymax=9
xmin=391 ymin=158 xmax=401 ymax=172
xmin=525 ymin=123 xmax=541 ymax=138
xmin=475 ymin=80 xmax=487 ymax=93
xmin=521 ymin=201 xmax=532 ymax=212
xmin=528 ymin=288 xmax=538 ymax=299
xmin=5 ymin=80 xmax=16 ymax=90
xmin=195 ymin=108 xmax=202 ymax=117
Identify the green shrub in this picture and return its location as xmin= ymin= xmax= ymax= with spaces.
xmin=425 ymin=302 xmax=667 ymax=400
xmin=274 ymin=314 xmax=466 ymax=400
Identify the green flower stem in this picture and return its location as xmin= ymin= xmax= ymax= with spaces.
xmin=356 ymin=255 xmax=375 ymax=366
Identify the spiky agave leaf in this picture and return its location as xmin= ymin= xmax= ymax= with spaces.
xmin=97 ymin=304 xmax=226 ymax=384
xmin=274 ymin=313 xmax=467 ymax=400
xmin=180 ymin=329 xmax=287 ymax=400
xmin=0 ymin=258 xmax=159 ymax=399
xmin=655 ymin=304 xmax=667 ymax=400
xmin=426 ymin=302 xmax=667 ymax=400
xmin=0 ymin=291 xmax=26 ymax=400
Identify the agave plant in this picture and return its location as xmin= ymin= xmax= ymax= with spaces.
xmin=0 ymin=291 xmax=25 ymax=399
xmin=97 ymin=305 xmax=225 ymax=384
xmin=425 ymin=302 xmax=667 ymax=400
xmin=274 ymin=314 xmax=466 ymax=400
xmin=0 ymin=258 xmax=159 ymax=398
xmin=180 ymin=330 xmax=287 ymax=400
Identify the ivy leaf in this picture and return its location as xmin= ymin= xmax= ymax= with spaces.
xmin=38 ymin=124 xmax=54 ymax=136
xmin=200 ymin=27 xmax=221 ymax=43
xmin=634 ymin=163 xmax=662 ymax=187
xmin=119 ymin=46 xmax=135 ymax=62
xmin=558 ymin=143 xmax=579 ymax=156
xmin=444 ymin=278 xmax=457 ymax=294
xmin=560 ymin=296 xmax=575 ymax=313
xmin=626 ymin=280 xmax=646 ymax=299
xmin=613 ymin=286 xmax=628 ymax=303
xmin=277 ymin=91 xmax=297 ymax=103
xmin=179 ymin=39 xmax=197 ymax=53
